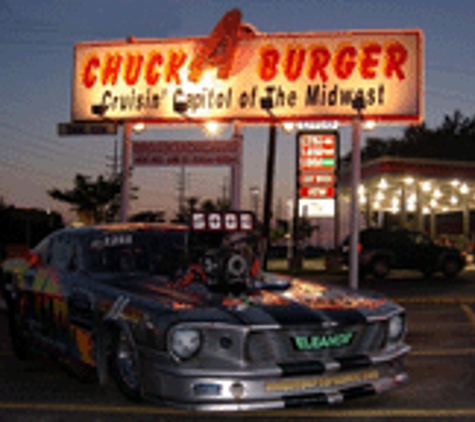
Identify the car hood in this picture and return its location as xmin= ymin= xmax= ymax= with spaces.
xmin=95 ymin=272 xmax=397 ymax=326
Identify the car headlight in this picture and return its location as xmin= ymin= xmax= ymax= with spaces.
xmin=388 ymin=314 xmax=405 ymax=342
xmin=170 ymin=328 xmax=201 ymax=360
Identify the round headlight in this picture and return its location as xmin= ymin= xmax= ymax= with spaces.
xmin=170 ymin=328 xmax=201 ymax=360
xmin=388 ymin=314 xmax=405 ymax=342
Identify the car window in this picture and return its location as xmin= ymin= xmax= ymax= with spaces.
xmin=67 ymin=238 xmax=83 ymax=272
xmin=84 ymin=230 xmax=187 ymax=276
xmin=49 ymin=234 xmax=73 ymax=270
xmin=413 ymin=233 xmax=431 ymax=246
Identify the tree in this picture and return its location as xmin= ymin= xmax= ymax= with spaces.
xmin=0 ymin=204 xmax=63 ymax=247
xmin=48 ymin=173 xmax=126 ymax=224
xmin=342 ymin=111 xmax=475 ymax=164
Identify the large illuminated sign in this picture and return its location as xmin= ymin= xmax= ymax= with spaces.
xmin=72 ymin=9 xmax=423 ymax=124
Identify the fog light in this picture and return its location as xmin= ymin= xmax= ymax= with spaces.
xmin=193 ymin=383 xmax=222 ymax=396
xmin=230 ymin=382 xmax=245 ymax=399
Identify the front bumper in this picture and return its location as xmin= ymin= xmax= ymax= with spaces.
xmin=141 ymin=345 xmax=410 ymax=411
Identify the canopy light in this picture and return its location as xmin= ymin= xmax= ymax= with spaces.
xmin=460 ymin=184 xmax=469 ymax=194
xmin=421 ymin=181 xmax=431 ymax=192
xmin=378 ymin=178 xmax=388 ymax=189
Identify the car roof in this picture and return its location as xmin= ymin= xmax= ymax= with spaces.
xmin=60 ymin=222 xmax=190 ymax=237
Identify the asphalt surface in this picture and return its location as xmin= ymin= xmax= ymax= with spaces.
xmin=2 ymin=267 xmax=475 ymax=421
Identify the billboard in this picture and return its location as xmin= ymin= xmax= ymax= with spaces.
xmin=132 ymin=140 xmax=240 ymax=166
xmin=72 ymin=10 xmax=423 ymax=124
xmin=297 ymin=131 xmax=338 ymax=217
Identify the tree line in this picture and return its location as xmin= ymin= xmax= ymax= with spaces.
xmin=342 ymin=110 xmax=475 ymax=165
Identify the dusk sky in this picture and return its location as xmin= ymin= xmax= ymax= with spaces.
xmin=1 ymin=0 xmax=475 ymax=229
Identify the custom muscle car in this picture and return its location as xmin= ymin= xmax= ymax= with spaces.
xmin=0 ymin=211 xmax=410 ymax=411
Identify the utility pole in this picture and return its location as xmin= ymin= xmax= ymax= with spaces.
xmin=106 ymin=137 xmax=119 ymax=178
xmin=119 ymin=122 xmax=132 ymax=223
xmin=177 ymin=166 xmax=186 ymax=217
xmin=221 ymin=175 xmax=229 ymax=204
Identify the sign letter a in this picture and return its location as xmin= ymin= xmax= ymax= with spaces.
xmin=189 ymin=9 xmax=242 ymax=82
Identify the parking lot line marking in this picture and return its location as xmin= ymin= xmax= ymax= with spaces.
xmin=395 ymin=297 xmax=475 ymax=304
xmin=410 ymin=348 xmax=475 ymax=356
xmin=3 ymin=403 xmax=475 ymax=418
xmin=461 ymin=304 xmax=475 ymax=333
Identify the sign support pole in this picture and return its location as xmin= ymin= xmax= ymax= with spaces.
xmin=231 ymin=122 xmax=243 ymax=211
xmin=349 ymin=99 xmax=364 ymax=290
xmin=120 ymin=121 xmax=132 ymax=222
xmin=262 ymin=122 xmax=277 ymax=271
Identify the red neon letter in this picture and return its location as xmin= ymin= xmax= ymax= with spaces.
xmin=166 ymin=50 xmax=187 ymax=84
xmin=123 ymin=52 xmax=144 ymax=86
xmin=259 ymin=45 xmax=280 ymax=82
xmin=384 ymin=41 xmax=408 ymax=80
xmin=101 ymin=53 xmax=123 ymax=86
xmin=283 ymin=46 xmax=305 ymax=82
xmin=82 ymin=54 xmax=100 ymax=88
xmin=145 ymin=51 xmax=163 ymax=85
xmin=307 ymin=45 xmax=331 ymax=82
xmin=334 ymin=44 xmax=357 ymax=80
xmin=360 ymin=42 xmax=382 ymax=79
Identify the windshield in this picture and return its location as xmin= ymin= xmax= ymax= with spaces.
xmin=84 ymin=229 xmax=188 ymax=276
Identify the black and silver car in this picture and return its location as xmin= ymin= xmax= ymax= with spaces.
xmin=1 ymin=213 xmax=410 ymax=411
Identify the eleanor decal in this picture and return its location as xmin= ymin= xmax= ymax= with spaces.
xmin=292 ymin=332 xmax=354 ymax=351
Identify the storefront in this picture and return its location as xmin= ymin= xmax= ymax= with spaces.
xmin=338 ymin=155 xmax=475 ymax=250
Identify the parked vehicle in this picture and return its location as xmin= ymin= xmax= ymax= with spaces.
xmin=1 ymin=213 xmax=409 ymax=411
xmin=341 ymin=228 xmax=466 ymax=279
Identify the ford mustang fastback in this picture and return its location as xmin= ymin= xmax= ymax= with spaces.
xmin=0 ymin=212 xmax=409 ymax=411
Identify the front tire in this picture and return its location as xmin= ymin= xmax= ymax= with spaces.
xmin=109 ymin=328 xmax=142 ymax=402
xmin=442 ymin=257 xmax=462 ymax=278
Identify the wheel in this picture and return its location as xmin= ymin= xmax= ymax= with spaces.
xmin=8 ymin=301 xmax=29 ymax=360
xmin=109 ymin=328 xmax=142 ymax=402
xmin=370 ymin=258 xmax=390 ymax=278
xmin=442 ymin=258 xmax=461 ymax=278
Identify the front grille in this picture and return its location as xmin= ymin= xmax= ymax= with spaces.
xmin=246 ymin=322 xmax=386 ymax=365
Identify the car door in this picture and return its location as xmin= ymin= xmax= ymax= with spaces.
xmin=400 ymin=231 xmax=435 ymax=271
xmin=20 ymin=233 xmax=68 ymax=353
xmin=63 ymin=236 xmax=96 ymax=366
